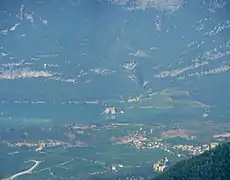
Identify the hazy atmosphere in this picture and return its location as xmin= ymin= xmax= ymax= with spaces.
xmin=0 ymin=0 xmax=230 ymax=179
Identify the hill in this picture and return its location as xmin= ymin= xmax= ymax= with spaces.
xmin=153 ymin=142 xmax=230 ymax=180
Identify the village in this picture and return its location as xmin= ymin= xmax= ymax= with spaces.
xmin=2 ymin=139 xmax=87 ymax=152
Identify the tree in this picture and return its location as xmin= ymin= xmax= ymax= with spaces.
xmin=153 ymin=142 xmax=230 ymax=180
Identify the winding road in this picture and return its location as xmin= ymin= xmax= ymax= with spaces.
xmin=4 ymin=160 xmax=41 ymax=180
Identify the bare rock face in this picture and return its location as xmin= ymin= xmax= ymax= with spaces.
xmin=153 ymin=0 xmax=185 ymax=10
xmin=108 ymin=0 xmax=185 ymax=11
xmin=109 ymin=0 xmax=130 ymax=5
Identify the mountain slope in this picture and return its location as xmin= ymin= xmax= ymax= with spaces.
xmin=153 ymin=142 xmax=230 ymax=180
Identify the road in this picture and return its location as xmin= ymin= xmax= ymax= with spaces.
xmin=3 ymin=160 xmax=41 ymax=180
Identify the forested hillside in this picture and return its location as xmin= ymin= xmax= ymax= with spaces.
xmin=153 ymin=142 xmax=230 ymax=180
